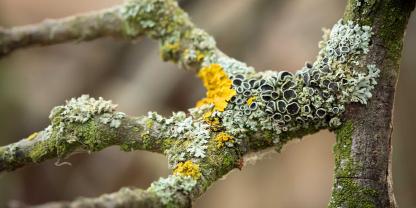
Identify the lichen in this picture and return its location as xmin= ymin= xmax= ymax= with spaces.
xmin=214 ymin=132 xmax=234 ymax=148
xmin=49 ymin=95 xmax=123 ymax=135
xmin=173 ymin=160 xmax=201 ymax=179
xmin=147 ymin=175 xmax=196 ymax=206
xmin=121 ymin=0 xmax=216 ymax=68
xmin=196 ymin=63 xmax=236 ymax=112
xmin=143 ymin=110 xmax=211 ymax=168
xmin=195 ymin=20 xmax=380 ymax=147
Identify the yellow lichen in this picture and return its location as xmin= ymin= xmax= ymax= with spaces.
xmin=214 ymin=132 xmax=234 ymax=148
xmin=203 ymin=111 xmax=221 ymax=131
xmin=165 ymin=42 xmax=180 ymax=53
xmin=247 ymin=96 xmax=256 ymax=106
xmin=173 ymin=160 xmax=201 ymax=179
xmin=161 ymin=42 xmax=181 ymax=62
xmin=196 ymin=51 xmax=205 ymax=62
xmin=196 ymin=64 xmax=236 ymax=112
xmin=27 ymin=132 xmax=38 ymax=141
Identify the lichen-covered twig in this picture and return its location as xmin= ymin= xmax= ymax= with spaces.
xmin=0 ymin=0 xmax=414 ymax=207
xmin=0 ymin=0 xmax=221 ymax=71
xmin=0 ymin=95 xmax=173 ymax=172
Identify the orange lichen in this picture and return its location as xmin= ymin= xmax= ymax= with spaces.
xmin=196 ymin=64 xmax=236 ymax=112
xmin=214 ymin=132 xmax=234 ymax=148
xmin=173 ymin=160 xmax=201 ymax=179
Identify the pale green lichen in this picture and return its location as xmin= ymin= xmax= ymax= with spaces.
xmin=120 ymin=0 xmax=216 ymax=67
xmin=142 ymin=111 xmax=211 ymax=169
xmin=139 ymin=21 xmax=381 ymax=182
xmin=147 ymin=175 xmax=196 ymax=206
xmin=196 ymin=20 xmax=379 ymax=148
xmin=49 ymin=95 xmax=124 ymax=138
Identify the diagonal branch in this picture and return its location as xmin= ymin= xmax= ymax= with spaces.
xmin=0 ymin=6 xmax=125 ymax=57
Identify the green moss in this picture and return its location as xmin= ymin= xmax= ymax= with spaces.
xmin=344 ymin=0 xmax=414 ymax=68
xmin=221 ymin=153 xmax=235 ymax=168
xmin=71 ymin=120 xmax=117 ymax=151
xmin=333 ymin=121 xmax=354 ymax=176
xmin=161 ymin=138 xmax=176 ymax=151
xmin=329 ymin=121 xmax=377 ymax=207
xmin=376 ymin=1 xmax=413 ymax=65
xmin=28 ymin=140 xmax=58 ymax=162
xmin=343 ymin=0 xmax=377 ymax=25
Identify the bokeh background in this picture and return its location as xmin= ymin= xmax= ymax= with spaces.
xmin=0 ymin=0 xmax=414 ymax=207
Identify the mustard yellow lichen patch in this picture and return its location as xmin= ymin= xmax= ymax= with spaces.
xmin=27 ymin=132 xmax=38 ymax=141
xmin=247 ymin=96 xmax=256 ymax=106
xmin=215 ymin=132 xmax=234 ymax=148
xmin=203 ymin=111 xmax=221 ymax=131
xmin=196 ymin=64 xmax=236 ymax=112
xmin=173 ymin=160 xmax=201 ymax=179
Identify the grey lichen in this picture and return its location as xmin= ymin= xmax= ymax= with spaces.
xmin=147 ymin=175 xmax=196 ymax=205
xmin=143 ymin=110 xmax=211 ymax=169
xmin=140 ymin=20 xmax=380 ymax=186
xmin=48 ymin=95 xmax=125 ymax=145
xmin=49 ymin=95 xmax=117 ymax=123
xmin=99 ymin=112 xmax=126 ymax=128
xmin=197 ymin=19 xmax=379 ymax=147
xmin=120 ymin=0 xmax=216 ymax=68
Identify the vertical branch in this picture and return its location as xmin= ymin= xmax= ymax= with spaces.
xmin=330 ymin=0 xmax=415 ymax=207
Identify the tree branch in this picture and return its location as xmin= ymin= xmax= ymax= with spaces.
xmin=0 ymin=0 xmax=414 ymax=207
xmin=0 ymin=0 xmax=222 ymax=71
xmin=329 ymin=0 xmax=416 ymax=207
xmin=0 ymin=95 xmax=171 ymax=172
xmin=0 ymin=6 xmax=125 ymax=57
xmin=11 ymin=188 xmax=164 ymax=208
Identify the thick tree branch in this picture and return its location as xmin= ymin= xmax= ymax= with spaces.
xmin=329 ymin=0 xmax=416 ymax=207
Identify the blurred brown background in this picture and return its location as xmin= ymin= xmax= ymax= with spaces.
xmin=0 ymin=0 xmax=414 ymax=207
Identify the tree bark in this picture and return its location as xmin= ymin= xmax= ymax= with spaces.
xmin=330 ymin=1 xmax=415 ymax=207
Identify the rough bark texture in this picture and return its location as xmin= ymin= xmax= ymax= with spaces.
xmin=10 ymin=188 xmax=165 ymax=208
xmin=0 ymin=0 xmax=414 ymax=207
xmin=0 ymin=6 xmax=125 ymax=57
xmin=330 ymin=0 xmax=415 ymax=207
